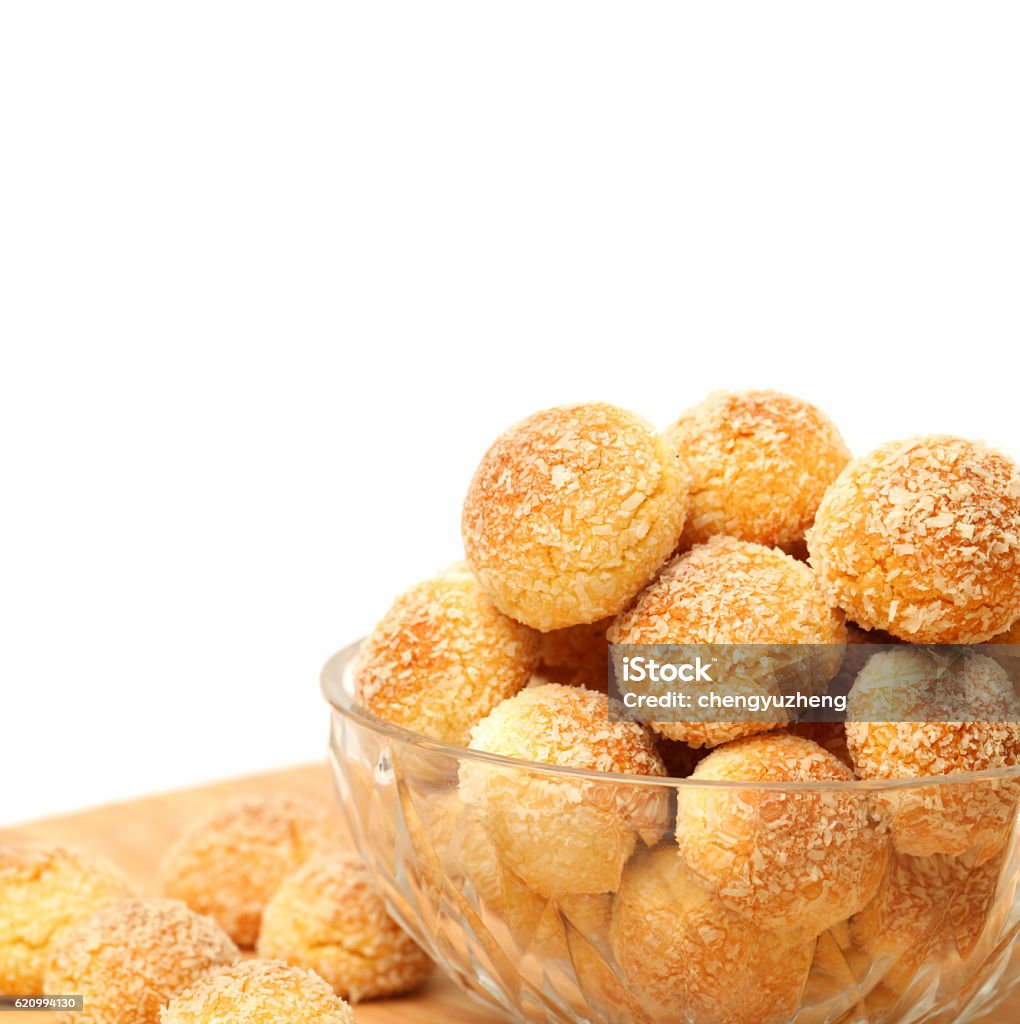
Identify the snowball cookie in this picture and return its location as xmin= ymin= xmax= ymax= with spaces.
xmin=537 ymin=618 xmax=612 ymax=692
xmin=675 ymin=733 xmax=889 ymax=937
xmin=785 ymin=722 xmax=852 ymax=768
xmin=159 ymin=793 xmax=334 ymax=948
xmin=462 ymin=403 xmax=690 ymax=631
xmin=851 ymin=850 xmax=1003 ymax=996
xmin=609 ymin=536 xmax=846 ymax=749
xmin=407 ymin=789 xmax=608 ymax=964
xmin=846 ymin=648 xmax=1020 ymax=860
xmin=45 ymin=898 xmax=238 ymax=1024
xmin=460 ymin=683 xmax=668 ymax=898
xmin=987 ymin=617 xmax=1020 ymax=673
xmin=664 ymin=389 xmax=851 ymax=552
xmin=611 ymin=848 xmax=815 ymax=1024
xmin=355 ymin=566 xmax=539 ymax=745
xmin=808 ymin=435 xmax=1020 ymax=643
xmin=0 ymin=843 xmax=135 ymax=993
xmin=468 ymin=850 xmax=609 ymax=964
xmin=258 ymin=851 xmax=431 ymax=1001
xmin=990 ymin=617 xmax=1020 ymax=646
xmin=160 ymin=959 xmax=354 ymax=1024
xmin=828 ymin=621 xmax=902 ymax=708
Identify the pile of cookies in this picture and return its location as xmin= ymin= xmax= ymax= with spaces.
xmin=353 ymin=391 xmax=1020 ymax=1022
xmin=0 ymin=792 xmax=431 ymax=1023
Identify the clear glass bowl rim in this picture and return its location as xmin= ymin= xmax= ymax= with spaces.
xmin=321 ymin=640 xmax=1020 ymax=793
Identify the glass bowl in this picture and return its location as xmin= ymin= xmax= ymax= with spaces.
xmin=322 ymin=642 xmax=1020 ymax=1024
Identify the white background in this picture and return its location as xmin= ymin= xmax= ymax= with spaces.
xmin=2 ymin=4 xmax=1018 ymax=824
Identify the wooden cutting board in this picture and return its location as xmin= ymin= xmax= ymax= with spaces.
xmin=0 ymin=764 xmax=485 ymax=1023
xmin=2 ymin=763 xmax=1018 ymax=1024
